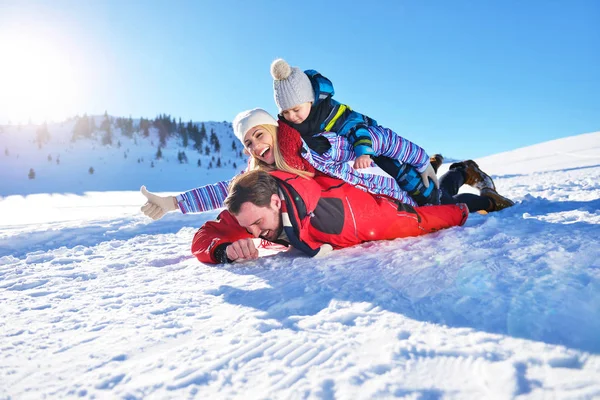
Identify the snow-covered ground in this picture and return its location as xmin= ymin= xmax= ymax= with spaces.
xmin=1 ymin=129 xmax=600 ymax=399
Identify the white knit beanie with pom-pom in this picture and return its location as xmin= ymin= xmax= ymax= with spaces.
xmin=271 ymin=58 xmax=315 ymax=113
xmin=232 ymin=108 xmax=278 ymax=143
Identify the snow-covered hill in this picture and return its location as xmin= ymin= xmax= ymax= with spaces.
xmin=0 ymin=117 xmax=245 ymax=196
xmin=1 ymin=131 xmax=599 ymax=399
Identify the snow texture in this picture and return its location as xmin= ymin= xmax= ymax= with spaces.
xmin=1 ymin=125 xmax=600 ymax=399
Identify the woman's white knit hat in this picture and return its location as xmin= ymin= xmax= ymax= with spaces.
xmin=232 ymin=108 xmax=278 ymax=143
xmin=271 ymin=58 xmax=315 ymax=113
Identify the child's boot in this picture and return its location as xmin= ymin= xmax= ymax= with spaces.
xmin=449 ymin=160 xmax=496 ymax=191
xmin=429 ymin=154 xmax=444 ymax=173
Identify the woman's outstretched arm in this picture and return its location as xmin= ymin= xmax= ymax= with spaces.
xmin=140 ymin=180 xmax=232 ymax=220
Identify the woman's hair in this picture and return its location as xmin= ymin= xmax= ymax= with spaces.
xmin=246 ymin=124 xmax=313 ymax=179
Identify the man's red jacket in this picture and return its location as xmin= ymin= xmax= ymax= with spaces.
xmin=192 ymin=171 xmax=468 ymax=264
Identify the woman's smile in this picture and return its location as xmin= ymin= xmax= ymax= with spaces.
xmin=244 ymin=126 xmax=276 ymax=165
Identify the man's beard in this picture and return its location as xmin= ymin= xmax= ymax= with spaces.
xmin=260 ymin=209 xmax=283 ymax=242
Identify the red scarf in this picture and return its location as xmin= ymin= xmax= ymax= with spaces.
xmin=276 ymin=122 xmax=316 ymax=174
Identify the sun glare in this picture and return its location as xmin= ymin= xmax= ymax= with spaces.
xmin=0 ymin=34 xmax=80 ymax=124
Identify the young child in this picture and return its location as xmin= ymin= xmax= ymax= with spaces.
xmin=271 ymin=58 xmax=439 ymax=205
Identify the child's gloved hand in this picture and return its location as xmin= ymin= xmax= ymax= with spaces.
xmin=420 ymin=163 xmax=439 ymax=189
xmin=353 ymin=155 xmax=373 ymax=169
xmin=140 ymin=186 xmax=178 ymax=220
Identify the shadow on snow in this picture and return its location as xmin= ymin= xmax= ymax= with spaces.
xmin=208 ymin=196 xmax=600 ymax=354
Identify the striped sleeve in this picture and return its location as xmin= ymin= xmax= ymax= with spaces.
xmin=176 ymin=180 xmax=231 ymax=214
xmin=368 ymin=126 xmax=430 ymax=172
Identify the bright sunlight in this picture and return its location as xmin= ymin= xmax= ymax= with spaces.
xmin=0 ymin=34 xmax=80 ymax=124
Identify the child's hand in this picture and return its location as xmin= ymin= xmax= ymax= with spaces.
xmin=353 ymin=155 xmax=373 ymax=169
xmin=419 ymin=163 xmax=440 ymax=189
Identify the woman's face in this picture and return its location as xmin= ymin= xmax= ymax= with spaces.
xmin=243 ymin=125 xmax=275 ymax=165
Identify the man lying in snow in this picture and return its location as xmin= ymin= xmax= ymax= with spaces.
xmin=192 ymin=169 xmax=469 ymax=264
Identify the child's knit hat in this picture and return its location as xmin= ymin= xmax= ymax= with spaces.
xmin=271 ymin=59 xmax=315 ymax=113
xmin=232 ymin=108 xmax=278 ymax=143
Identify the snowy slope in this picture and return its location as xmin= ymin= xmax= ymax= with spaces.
xmin=1 ymin=131 xmax=600 ymax=399
xmin=0 ymin=118 xmax=245 ymax=196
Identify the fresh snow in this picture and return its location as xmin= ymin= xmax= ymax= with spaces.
xmin=1 ymin=122 xmax=600 ymax=399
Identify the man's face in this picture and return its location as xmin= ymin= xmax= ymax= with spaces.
xmin=235 ymin=194 xmax=283 ymax=242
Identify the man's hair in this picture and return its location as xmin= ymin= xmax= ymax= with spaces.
xmin=225 ymin=170 xmax=280 ymax=215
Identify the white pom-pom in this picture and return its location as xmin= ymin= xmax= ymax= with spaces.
xmin=271 ymin=58 xmax=292 ymax=80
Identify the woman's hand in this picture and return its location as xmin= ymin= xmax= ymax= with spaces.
xmin=140 ymin=186 xmax=178 ymax=220
xmin=353 ymin=155 xmax=373 ymax=169
xmin=420 ymin=163 xmax=439 ymax=189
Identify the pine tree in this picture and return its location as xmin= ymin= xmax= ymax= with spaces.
xmin=209 ymin=129 xmax=221 ymax=152
xmin=181 ymin=124 xmax=189 ymax=148
xmin=153 ymin=114 xmax=170 ymax=146
xmin=155 ymin=146 xmax=163 ymax=160
xmin=28 ymin=168 xmax=35 ymax=179
xmin=88 ymin=167 xmax=95 ymax=175
xmin=189 ymin=121 xmax=202 ymax=151
xmin=36 ymin=122 xmax=50 ymax=148
xmin=140 ymin=117 xmax=150 ymax=137
xmin=72 ymin=115 xmax=91 ymax=141
xmin=100 ymin=112 xmax=112 ymax=145
xmin=178 ymin=151 xmax=188 ymax=164
xmin=90 ymin=116 xmax=96 ymax=133
xmin=199 ymin=123 xmax=207 ymax=142
xmin=127 ymin=116 xmax=134 ymax=137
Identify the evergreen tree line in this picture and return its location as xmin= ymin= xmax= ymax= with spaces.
xmin=71 ymin=111 xmax=113 ymax=145
xmin=153 ymin=114 xmax=220 ymax=153
xmin=69 ymin=112 xmax=224 ymax=155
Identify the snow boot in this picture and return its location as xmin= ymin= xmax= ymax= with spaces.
xmin=481 ymin=188 xmax=514 ymax=212
xmin=430 ymin=154 xmax=444 ymax=173
xmin=449 ymin=160 xmax=496 ymax=191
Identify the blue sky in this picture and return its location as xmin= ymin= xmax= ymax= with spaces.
xmin=0 ymin=0 xmax=598 ymax=159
